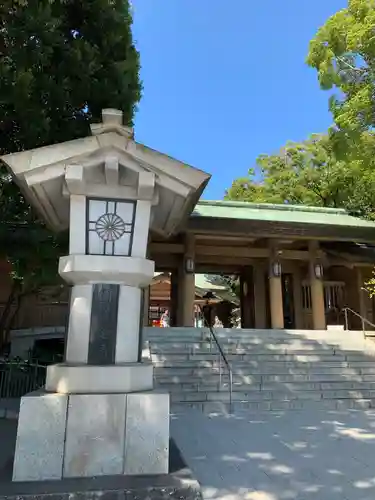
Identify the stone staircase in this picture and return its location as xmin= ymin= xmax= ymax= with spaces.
xmin=144 ymin=327 xmax=375 ymax=413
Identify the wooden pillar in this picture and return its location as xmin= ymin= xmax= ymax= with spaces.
xmin=309 ymin=241 xmax=326 ymax=330
xmin=180 ymin=233 xmax=195 ymax=327
xmin=240 ymin=266 xmax=254 ymax=328
xmin=268 ymin=244 xmax=284 ymax=329
xmin=170 ymin=270 xmax=179 ymax=326
xmin=254 ymin=264 xmax=267 ymax=328
xmin=292 ymin=265 xmax=304 ymax=329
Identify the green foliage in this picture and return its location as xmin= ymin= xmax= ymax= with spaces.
xmin=226 ymin=133 xmax=375 ymax=219
xmin=0 ymin=0 xmax=141 ymax=345
xmin=307 ymin=0 xmax=375 ymax=145
xmin=365 ymin=272 xmax=375 ymax=297
xmin=0 ymin=0 xmax=141 ymax=153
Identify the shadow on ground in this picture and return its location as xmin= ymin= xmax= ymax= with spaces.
xmin=0 ymin=419 xmax=17 ymax=482
xmin=171 ymin=407 xmax=375 ymax=500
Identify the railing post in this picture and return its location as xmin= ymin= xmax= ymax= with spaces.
xmin=344 ymin=308 xmax=348 ymax=330
xmin=199 ymin=305 xmax=233 ymax=413
xmin=219 ymin=354 xmax=222 ymax=388
xmin=229 ymin=369 xmax=233 ymax=414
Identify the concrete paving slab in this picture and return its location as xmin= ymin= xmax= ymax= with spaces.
xmin=171 ymin=408 xmax=375 ymax=500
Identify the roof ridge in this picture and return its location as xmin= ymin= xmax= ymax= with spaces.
xmin=197 ymin=200 xmax=347 ymax=215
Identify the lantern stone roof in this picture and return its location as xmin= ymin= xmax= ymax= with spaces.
xmin=1 ymin=109 xmax=210 ymax=237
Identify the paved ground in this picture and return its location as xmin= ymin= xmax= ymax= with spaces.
xmin=171 ymin=408 xmax=375 ymax=500
xmin=3 ymin=407 xmax=375 ymax=498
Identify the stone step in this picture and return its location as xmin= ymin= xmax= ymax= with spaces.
xmin=150 ymin=344 xmax=373 ymax=355
xmin=146 ymin=327 xmax=370 ymax=342
xmin=155 ymin=370 xmax=375 ymax=383
xmin=168 ymin=388 xmax=375 ymax=403
xmin=152 ymin=350 xmax=347 ymax=360
xmin=150 ymin=342 xmax=375 ymax=356
xmin=150 ymin=342 xmax=375 ymax=361
xmin=156 ymin=379 xmax=375 ymax=392
xmin=154 ymin=355 xmax=355 ymax=366
xmin=151 ymin=345 xmax=340 ymax=355
xmin=152 ymin=358 xmax=375 ymax=369
xmin=149 ymin=339 xmax=343 ymax=348
xmin=152 ymin=353 xmax=375 ymax=366
xmin=153 ymin=364 xmax=375 ymax=376
xmin=261 ymin=380 xmax=375 ymax=391
xmin=170 ymin=398 xmax=375 ymax=414
xmin=148 ymin=335 xmax=367 ymax=346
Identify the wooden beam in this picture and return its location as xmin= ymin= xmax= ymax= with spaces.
xmin=195 ymin=234 xmax=257 ymax=243
xmin=150 ymin=242 xmax=184 ymax=253
xmin=195 ymin=265 xmax=240 ymax=274
xmin=150 ymin=243 xmax=324 ymax=260
xmin=279 ymin=249 xmax=325 ymax=260
xmin=152 ymin=254 xmax=179 ymax=269
xmin=196 ymin=255 xmax=251 ymax=267
xmin=327 ymin=260 xmax=373 ymax=268
xmin=197 ymin=246 xmax=269 ymax=258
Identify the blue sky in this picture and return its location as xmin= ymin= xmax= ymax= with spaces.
xmin=132 ymin=0 xmax=347 ymax=199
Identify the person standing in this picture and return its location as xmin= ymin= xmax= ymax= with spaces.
xmin=160 ymin=309 xmax=170 ymax=328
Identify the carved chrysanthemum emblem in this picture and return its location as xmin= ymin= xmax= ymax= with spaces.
xmin=95 ymin=213 xmax=126 ymax=241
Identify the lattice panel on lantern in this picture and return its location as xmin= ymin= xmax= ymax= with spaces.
xmin=86 ymin=198 xmax=136 ymax=256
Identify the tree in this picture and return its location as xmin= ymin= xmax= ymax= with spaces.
xmin=225 ymin=133 xmax=375 ymax=219
xmin=307 ymin=0 xmax=375 ymax=149
xmin=0 ymin=0 xmax=141 ymax=153
xmin=0 ymin=0 xmax=141 ymax=351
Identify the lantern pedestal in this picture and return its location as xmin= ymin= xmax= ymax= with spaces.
xmin=12 ymin=254 xmax=170 ymax=482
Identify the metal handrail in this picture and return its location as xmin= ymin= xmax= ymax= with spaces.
xmin=342 ymin=307 xmax=375 ymax=337
xmin=198 ymin=307 xmax=233 ymax=413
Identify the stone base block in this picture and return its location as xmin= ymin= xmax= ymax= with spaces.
xmin=1 ymin=440 xmax=201 ymax=500
xmin=45 ymin=362 xmax=153 ymax=393
xmin=12 ymin=391 xmax=68 ymax=482
xmin=13 ymin=390 xmax=169 ymax=482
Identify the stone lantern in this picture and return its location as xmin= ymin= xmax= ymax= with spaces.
xmin=1 ymin=109 xmax=210 ymax=481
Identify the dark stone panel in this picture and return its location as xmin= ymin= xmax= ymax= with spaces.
xmin=87 ymin=284 xmax=119 ymax=365
xmin=0 ymin=440 xmax=202 ymax=500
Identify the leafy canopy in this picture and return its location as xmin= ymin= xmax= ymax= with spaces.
xmin=307 ymin=0 xmax=375 ymax=146
xmin=225 ymin=133 xmax=375 ymax=219
xmin=0 ymin=0 xmax=140 ymax=154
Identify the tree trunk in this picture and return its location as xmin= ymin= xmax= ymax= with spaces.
xmin=0 ymin=281 xmax=20 ymax=352
xmin=2 ymin=292 xmax=27 ymax=349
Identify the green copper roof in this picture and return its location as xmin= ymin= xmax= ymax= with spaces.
xmin=153 ymin=272 xmax=227 ymax=291
xmin=194 ymin=274 xmax=227 ymax=291
xmin=193 ymin=200 xmax=375 ymax=228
